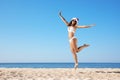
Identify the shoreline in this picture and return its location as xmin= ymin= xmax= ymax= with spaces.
xmin=0 ymin=68 xmax=120 ymax=80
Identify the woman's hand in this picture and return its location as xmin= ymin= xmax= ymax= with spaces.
xmin=88 ymin=24 xmax=96 ymax=27
xmin=59 ymin=11 xmax=62 ymax=16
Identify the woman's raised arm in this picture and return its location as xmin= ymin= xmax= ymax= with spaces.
xmin=59 ymin=12 xmax=69 ymax=26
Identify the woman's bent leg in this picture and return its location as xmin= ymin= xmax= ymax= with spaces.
xmin=72 ymin=38 xmax=89 ymax=53
xmin=77 ymin=44 xmax=89 ymax=53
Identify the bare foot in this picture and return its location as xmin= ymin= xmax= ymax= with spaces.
xmin=83 ymin=44 xmax=90 ymax=47
xmin=74 ymin=63 xmax=78 ymax=70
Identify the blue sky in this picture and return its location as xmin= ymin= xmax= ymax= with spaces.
xmin=0 ymin=0 xmax=120 ymax=63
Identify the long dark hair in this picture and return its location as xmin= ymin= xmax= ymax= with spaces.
xmin=67 ymin=20 xmax=77 ymax=26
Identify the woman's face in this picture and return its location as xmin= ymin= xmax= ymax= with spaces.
xmin=72 ymin=20 xmax=77 ymax=25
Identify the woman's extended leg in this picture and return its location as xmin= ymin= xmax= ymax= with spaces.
xmin=70 ymin=42 xmax=78 ymax=69
xmin=72 ymin=49 xmax=78 ymax=69
xmin=72 ymin=38 xmax=79 ymax=53
xmin=70 ymin=40 xmax=79 ymax=69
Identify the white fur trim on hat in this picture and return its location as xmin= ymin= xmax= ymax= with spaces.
xmin=71 ymin=17 xmax=79 ymax=22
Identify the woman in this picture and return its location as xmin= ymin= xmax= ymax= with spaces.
xmin=59 ymin=12 xmax=95 ymax=69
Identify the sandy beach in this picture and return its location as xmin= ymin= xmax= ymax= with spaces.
xmin=0 ymin=68 xmax=120 ymax=80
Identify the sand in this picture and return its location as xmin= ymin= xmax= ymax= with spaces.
xmin=0 ymin=68 xmax=120 ymax=80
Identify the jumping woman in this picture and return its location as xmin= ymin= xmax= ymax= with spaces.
xmin=59 ymin=12 xmax=95 ymax=69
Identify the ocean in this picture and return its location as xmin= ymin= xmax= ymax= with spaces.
xmin=0 ymin=63 xmax=120 ymax=68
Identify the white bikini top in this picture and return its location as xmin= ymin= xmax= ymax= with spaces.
xmin=68 ymin=26 xmax=75 ymax=33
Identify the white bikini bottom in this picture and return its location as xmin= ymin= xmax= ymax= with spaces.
xmin=69 ymin=36 xmax=76 ymax=43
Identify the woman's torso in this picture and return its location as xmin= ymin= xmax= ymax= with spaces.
xmin=68 ymin=26 xmax=76 ymax=39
